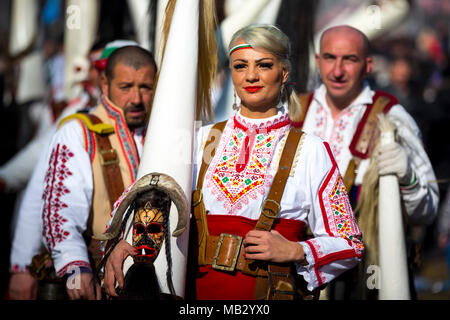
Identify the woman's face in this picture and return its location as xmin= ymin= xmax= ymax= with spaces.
xmin=230 ymin=39 xmax=288 ymax=112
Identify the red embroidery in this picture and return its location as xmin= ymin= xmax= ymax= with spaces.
xmin=306 ymin=142 xmax=364 ymax=287
xmin=42 ymin=144 xmax=74 ymax=251
xmin=56 ymin=260 xmax=91 ymax=277
xmin=10 ymin=264 xmax=29 ymax=273
xmin=206 ymin=117 xmax=289 ymax=213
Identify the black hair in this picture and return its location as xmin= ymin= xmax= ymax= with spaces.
xmin=105 ymin=46 xmax=157 ymax=82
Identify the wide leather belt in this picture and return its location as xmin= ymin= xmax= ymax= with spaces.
xmin=205 ymin=233 xmax=246 ymax=272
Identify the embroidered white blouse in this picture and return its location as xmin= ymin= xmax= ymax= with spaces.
xmin=193 ymin=104 xmax=364 ymax=291
xmin=302 ymin=83 xmax=439 ymax=224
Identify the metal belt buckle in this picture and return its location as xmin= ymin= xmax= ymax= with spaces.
xmin=212 ymin=233 xmax=242 ymax=272
xmin=261 ymin=199 xmax=280 ymax=219
xmin=100 ymin=149 xmax=119 ymax=166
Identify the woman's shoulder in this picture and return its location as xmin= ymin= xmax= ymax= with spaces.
xmin=298 ymin=131 xmax=335 ymax=166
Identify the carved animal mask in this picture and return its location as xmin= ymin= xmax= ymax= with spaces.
xmin=132 ymin=201 xmax=166 ymax=264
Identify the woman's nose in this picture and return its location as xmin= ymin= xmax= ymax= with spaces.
xmin=246 ymin=65 xmax=259 ymax=82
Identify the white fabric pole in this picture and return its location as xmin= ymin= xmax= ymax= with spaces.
xmin=63 ymin=0 xmax=99 ymax=101
xmin=123 ymin=0 xmax=199 ymax=298
xmin=378 ymin=115 xmax=410 ymax=300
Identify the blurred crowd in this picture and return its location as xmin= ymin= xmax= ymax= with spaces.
xmin=0 ymin=0 xmax=449 ymax=299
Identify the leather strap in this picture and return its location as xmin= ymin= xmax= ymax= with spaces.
xmin=292 ymin=92 xmax=314 ymax=126
xmin=244 ymin=127 xmax=304 ymax=275
xmin=87 ymin=114 xmax=125 ymax=209
xmin=192 ymin=121 xmax=227 ymax=265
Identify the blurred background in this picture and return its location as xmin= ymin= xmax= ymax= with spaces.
xmin=0 ymin=0 xmax=449 ymax=299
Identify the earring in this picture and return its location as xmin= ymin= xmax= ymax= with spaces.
xmin=232 ymin=89 xmax=239 ymax=111
xmin=279 ymin=84 xmax=287 ymax=102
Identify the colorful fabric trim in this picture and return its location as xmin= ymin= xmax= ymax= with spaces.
xmin=56 ymin=260 xmax=91 ymax=278
xmin=305 ymin=141 xmax=364 ymax=286
xmin=100 ymin=95 xmax=140 ymax=181
xmin=229 ymin=44 xmax=253 ymax=55
xmin=205 ymin=113 xmax=290 ymax=213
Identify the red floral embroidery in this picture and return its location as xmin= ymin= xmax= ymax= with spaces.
xmin=206 ymin=116 xmax=289 ymax=213
xmin=306 ymin=142 xmax=364 ymax=287
xmin=42 ymin=144 xmax=74 ymax=251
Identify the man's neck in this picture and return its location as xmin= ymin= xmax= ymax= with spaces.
xmin=325 ymin=87 xmax=363 ymax=119
xmin=325 ymin=95 xmax=351 ymax=119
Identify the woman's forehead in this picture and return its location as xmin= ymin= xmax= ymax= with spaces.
xmin=230 ymin=45 xmax=277 ymax=62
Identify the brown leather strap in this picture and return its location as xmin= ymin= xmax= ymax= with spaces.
xmin=343 ymin=158 xmax=357 ymax=193
xmin=87 ymin=114 xmax=125 ymax=208
xmin=344 ymin=92 xmax=396 ymax=191
xmin=244 ymin=127 xmax=304 ymax=276
xmin=192 ymin=121 xmax=227 ymax=265
xmin=293 ymin=92 xmax=314 ymax=126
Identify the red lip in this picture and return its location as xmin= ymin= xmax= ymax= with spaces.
xmin=244 ymin=86 xmax=263 ymax=93
xmin=135 ymin=245 xmax=156 ymax=257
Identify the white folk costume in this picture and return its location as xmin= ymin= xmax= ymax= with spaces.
xmin=192 ymin=103 xmax=364 ymax=299
xmin=10 ymin=95 xmax=145 ymax=277
xmin=301 ymin=82 xmax=439 ymax=299
xmin=301 ymin=82 xmax=439 ymax=224
xmin=9 ymin=92 xmax=94 ymax=274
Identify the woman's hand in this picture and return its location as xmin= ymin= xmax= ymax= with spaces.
xmin=243 ymin=230 xmax=305 ymax=264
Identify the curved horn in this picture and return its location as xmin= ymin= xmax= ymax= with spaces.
xmin=93 ymin=173 xmax=188 ymax=241
xmin=153 ymin=173 xmax=188 ymax=237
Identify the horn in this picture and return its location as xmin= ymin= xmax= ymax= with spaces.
xmin=93 ymin=173 xmax=188 ymax=241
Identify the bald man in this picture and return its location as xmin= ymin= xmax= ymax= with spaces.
xmin=298 ymin=25 xmax=439 ymax=299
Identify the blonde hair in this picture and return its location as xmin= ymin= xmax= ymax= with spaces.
xmin=228 ymin=24 xmax=302 ymax=121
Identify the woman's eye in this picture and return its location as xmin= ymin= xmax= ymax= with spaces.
xmin=259 ymin=63 xmax=273 ymax=69
xmin=233 ymin=64 xmax=246 ymax=70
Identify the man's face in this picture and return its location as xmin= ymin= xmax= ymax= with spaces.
xmin=316 ymin=32 xmax=372 ymax=106
xmin=102 ymin=63 xmax=155 ymax=129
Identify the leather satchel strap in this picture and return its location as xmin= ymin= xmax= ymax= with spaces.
xmin=245 ymin=127 xmax=303 ymax=275
xmin=87 ymin=114 xmax=125 ymax=209
xmin=291 ymin=92 xmax=314 ymax=126
xmin=192 ymin=121 xmax=227 ymax=265
xmin=254 ymin=127 xmax=304 ymax=232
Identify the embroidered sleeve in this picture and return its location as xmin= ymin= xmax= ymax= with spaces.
xmin=296 ymin=140 xmax=364 ymax=291
xmin=41 ymin=121 xmax=94 ymax=277
xmin=9 ymin=144 xmax=50 ymax=273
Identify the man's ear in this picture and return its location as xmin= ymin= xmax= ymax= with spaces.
xmin=365 ymin=56 xmax=373 ymax=75
xmin=100 ymin=73 xmax=109 ymax=95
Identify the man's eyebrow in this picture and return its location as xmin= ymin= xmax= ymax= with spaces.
xmin=343 ymin=54 xmax=359 ymax=59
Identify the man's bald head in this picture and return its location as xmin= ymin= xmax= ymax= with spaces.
xmin=319 ymin=25 xmax=370 ymax=57
xmin=315 ymin=25 xmax=373 ymax=111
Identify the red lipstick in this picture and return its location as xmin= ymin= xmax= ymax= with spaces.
xmin=244 ymin=86 xmax=263 ymax=93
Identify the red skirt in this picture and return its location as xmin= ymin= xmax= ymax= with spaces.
xmin=195 ymin=215 xmax=305 ymax=300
